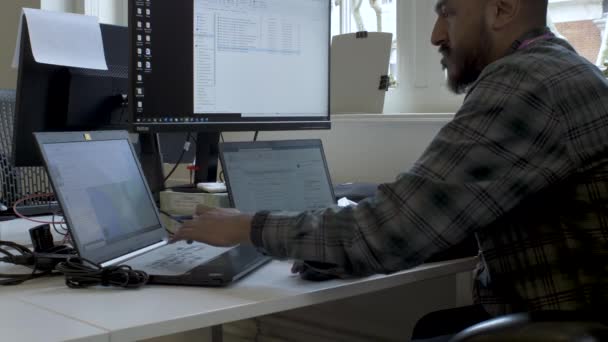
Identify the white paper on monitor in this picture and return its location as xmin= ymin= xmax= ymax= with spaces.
xmin=12 ymin=8 xmax=108 ymax=70
xmin=331 ymin=32 xmax=392 ymax=114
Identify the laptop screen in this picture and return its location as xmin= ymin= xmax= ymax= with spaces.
xmin=39 ymin=136 xmax=165 ymax=263
xmin=220 ymin=140 xmax=336 ymax=213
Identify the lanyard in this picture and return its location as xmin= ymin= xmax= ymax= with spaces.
xmin=508 ymin=28 xmax=554 ymax=54
xmin=518 ymin=32 xmax=555 ymax=50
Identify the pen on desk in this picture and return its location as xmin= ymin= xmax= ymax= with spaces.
xmin=166 ymin=214 xmax=194 ymax=244
xmin=171 ymin=215 xmax=193 ymax=223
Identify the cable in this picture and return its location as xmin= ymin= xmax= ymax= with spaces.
xmin=0 ymin=240 xmax=62 ymax=286
xmin=55 ymin=257 xmax=148 ymax=289
xmin=1 ymin=240 xmax=147 ymax=289
xmin=52 ymin=210 xmax=69 ymax=237
xmin=163 ymin=133 xmax=192 ymax=184
xmin=12 ymin=193 xmax=65 ymax=225
xmin=253 ymin=131 xmax=259 ymax=142
xmin=220 ymin=133 xmax=225 ymax=143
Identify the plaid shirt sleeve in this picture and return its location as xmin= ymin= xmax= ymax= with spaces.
xmin=250 ymin=62 xmax=574 ymax=276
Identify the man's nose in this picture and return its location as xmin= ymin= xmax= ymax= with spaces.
xmin=431 ymin=18 xmax=447 ymax=47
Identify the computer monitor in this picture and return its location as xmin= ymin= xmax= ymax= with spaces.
xmin=129 ymin=0 xmax=331 ymax=183
xmin=13 ymin=23 xmax=130 ymax=167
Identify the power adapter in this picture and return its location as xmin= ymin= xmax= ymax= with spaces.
xmin=23 ymin=224 xmax=76 ymax=271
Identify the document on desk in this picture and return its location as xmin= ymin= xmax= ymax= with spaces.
xmin=12 ymin=8 xmax=108 ymax=70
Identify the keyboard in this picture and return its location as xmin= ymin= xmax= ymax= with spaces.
xmin=127 ymin=241 xmax=232 ymax=276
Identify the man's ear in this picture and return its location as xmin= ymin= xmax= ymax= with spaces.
xmin=486 ymin=0 xmax=521 ymax=30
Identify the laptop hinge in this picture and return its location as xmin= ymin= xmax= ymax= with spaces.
xmin=101 ymin=240 xmax=167 ymax=268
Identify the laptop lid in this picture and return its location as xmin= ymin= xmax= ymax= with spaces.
xmin=34 ymin=131 xmax=167 ymax=264
xmin=219 ymin=139 xmax=336 ymax=212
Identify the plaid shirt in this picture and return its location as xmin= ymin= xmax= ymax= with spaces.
xmin=251 ymin=31 xmax=608 ymax=316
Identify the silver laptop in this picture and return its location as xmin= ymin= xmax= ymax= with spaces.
xmin=34 ymin=131 xmax=269 ymax=286
xmin=219 ymin=139 xmax=336 ymax=212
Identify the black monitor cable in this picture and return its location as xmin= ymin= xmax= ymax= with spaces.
xmin=162 ymin=132 xmax=192 ymax=185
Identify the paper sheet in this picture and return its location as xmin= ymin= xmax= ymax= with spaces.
xmin=338 ymin=197 xmax=358 ymax=208
xmin=12 ymin=8 xmax=108 ymax=70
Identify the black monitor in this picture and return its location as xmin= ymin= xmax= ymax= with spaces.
xmin=13 ymin=23 xmax=130 ymax=167
xmin=129 ymin=0 xmax=331 ymax=183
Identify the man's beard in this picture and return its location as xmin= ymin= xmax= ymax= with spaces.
xmin=441 ymin=29 xmax=492 ymax=94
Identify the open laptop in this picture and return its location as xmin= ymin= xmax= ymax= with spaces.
xmin=34 ymin=131 xmax=269 ymax=286
xmin=219 ymin=140 xmax=336 ymax=212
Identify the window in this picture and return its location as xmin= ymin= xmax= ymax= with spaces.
xmin=331 ymin=1 xmax=464 ymax=114
xmin=332 ymin=0 xmax=398 ymax=86
xmin=84 ymin=0 xmax=128 ymax=26
xmin=41 ymin=0 xmax=127 ymax=26
xmin=548 ymin=0 xmax=607 ymax=66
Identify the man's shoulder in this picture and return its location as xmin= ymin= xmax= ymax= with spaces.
xmin=475 ymin=38 xmax=605 ymax=92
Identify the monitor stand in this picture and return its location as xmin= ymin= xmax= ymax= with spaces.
xmin=194 ymin=132 xmax=221 ymax=184
xmin=139 ymin=132 xmax=220 ymax=199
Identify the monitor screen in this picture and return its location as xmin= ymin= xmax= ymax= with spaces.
xmin=220 ymin=140 xmax=335 ymax=213
xmin=130 ymin=0 xmax=331 ymax=132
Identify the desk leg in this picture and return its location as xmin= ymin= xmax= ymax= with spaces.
xmin=211 ymin=325 xmax=223 ymax=342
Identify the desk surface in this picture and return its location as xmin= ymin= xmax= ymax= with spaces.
xmin=1 ymin=218 xmax=477 ymax=342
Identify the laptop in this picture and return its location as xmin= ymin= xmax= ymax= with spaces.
xmin=219 ymin=139 xmax=336 ymax=212
xmin=34 ymin=131 xmax=269 ymax=286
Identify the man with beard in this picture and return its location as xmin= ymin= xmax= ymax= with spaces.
xmin=173 ymin=0 xmax=608 ymax=339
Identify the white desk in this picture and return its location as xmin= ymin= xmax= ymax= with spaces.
xmin=0 ymin=297 xmax=108 ymax=342
xmin=1 ymin=218 xmax=477 ymax=342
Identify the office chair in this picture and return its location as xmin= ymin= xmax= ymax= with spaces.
xmin=0 ymin=88 xmax=54 ymax=215
xmin=451 ymin=311 xmax=608 ymax=342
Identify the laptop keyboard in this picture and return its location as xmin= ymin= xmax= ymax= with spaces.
xmin=127 ymin=241 xmax=233 ymax=276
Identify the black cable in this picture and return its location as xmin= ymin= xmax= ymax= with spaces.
xmin=0 ymin=240 xmax=58 ymax=285
xmin=163 ymin=132 xmax=192 ymax=184
xmin=1 ymin=238 xmax=145 ymax=290
xmin=1 ymin=240 xmax=148 ymax=289
xmin=55 ymin=257 xmax=148 ymax=289
xmin=253 ymin=131 xmax=259 ymax=142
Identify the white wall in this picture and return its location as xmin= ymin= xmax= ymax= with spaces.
xmin=0 ymin=0 xmax=41 ymax=90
